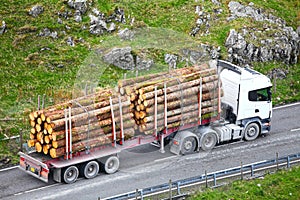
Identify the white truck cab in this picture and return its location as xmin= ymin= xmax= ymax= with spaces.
xmin=170 ymin=60 xmax=272 ymax=155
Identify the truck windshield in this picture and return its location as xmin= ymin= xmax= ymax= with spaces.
xmin=248 ymin=87 xmax=271 ymax=102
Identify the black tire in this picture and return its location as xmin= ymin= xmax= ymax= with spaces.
xmin=181 ymin=136 xmax=197 ymax=155
xmin=201 ymin=133 xmax=217 ymax=151
xmin=62 ymin=166 xmax=79 ymax=184
xmin=244 ymin=123 xmax=260 ymax=141
xmin=102 ymin=156 xmax=120 ymax=174
xmin=81 ymin=161 xmax=99 ymax=179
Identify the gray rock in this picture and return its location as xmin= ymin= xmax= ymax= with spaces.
xmin=57 ymin=17 xmax=63 ymax=24
xmin=66 ymin=36 xmax=75 ymax=46
xmin=28 ymin=5 xmax=44 ymax=17
xmin=107 ymin=23 xmax=116 ymax=32
xmin=0 ymin=21 xmax=6 ymax=35
xmin=136 ymin=56 xmax=153 ymax=70
xmin=225 ymin=29 xmax=238 ymax=47
xmin=103 ymin=47 xmax=135 ymax=70
xmin=74 ymin=10 xmax=82 ymax=22
xmin=67 ymin=0 xmax=88 ymax=14
xmin=268 ymin=68 xmax=287 ymax=79
xmin=118 ymin=28 xmax=134 ymax=40
xmin=39 ymin=28 xmax=58 ymax=39
xmin=211 ymin=0 xmax=221 ymax=6
xmin=165 ymin=54 xmax=178 ymax=69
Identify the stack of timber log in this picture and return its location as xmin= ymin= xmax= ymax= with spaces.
xmin=27 ymin=88 xmax=135 ymax=158
xmin=117 ymin=63 xmax=221 ymax=135
xmin=27 ymin=62 xmax=222 ymax=159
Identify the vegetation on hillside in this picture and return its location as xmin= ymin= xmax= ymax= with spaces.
xmin=0 ymin=0 xmax=299 ymax=165
xmin=190 ymin=166 xmax=300 ymax=200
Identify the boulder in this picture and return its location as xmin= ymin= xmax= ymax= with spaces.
xmin=28 ymin=5 xmax=44 ymax=17
xmin=0 ymin=21 xmax=6 ymax=35
xmin=103 ymin=47 xmax=135 ymax=70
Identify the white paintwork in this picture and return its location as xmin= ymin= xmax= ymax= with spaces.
xmin=219 ymin=61 xmax=272 ymax=121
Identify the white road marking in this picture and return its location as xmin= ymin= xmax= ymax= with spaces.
xmin=291 ymin=128 xmax=300 ymax=132
xmin=14 ymin=183 xmax=61 ymax=196
xmin=273 ymin=102 xmax=300 ymax=110
xmin=154 ymin=155 xmax=178 ymax=162
xmin=0 ymin=165 xmax=18 ymax=172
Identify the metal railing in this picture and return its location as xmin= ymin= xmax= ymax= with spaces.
xmin=101 ymin=152 xmax=300 ymax=200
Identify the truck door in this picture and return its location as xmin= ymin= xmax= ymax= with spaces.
xmin=248 ymin=87 xmax=272 ymax=120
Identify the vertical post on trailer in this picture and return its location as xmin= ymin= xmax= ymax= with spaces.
xmin=64 ymin=109 xmax=69 ymax=160
xmin=198 ymin=78 xmax=202 ymax=125
xmin=160 ymin=83 xmax=167 ymax=153
xmin=154 ymin=86 xmax=158 ymax=138
xmin=218 ymin=72 xmax=221 ymax=114
xmin=69 ymin=107 xmax=72 ymax=159
xmin=42 ymin=94 xmax=45 ymax=109
xmin=110 ymin=97 xmax=116 ymax=147
xmin=118 ymin=95 xmax=124 ymax=145
xmin=37 ymin=95 xmax=40 ymax=110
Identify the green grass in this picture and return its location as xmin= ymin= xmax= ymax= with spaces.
xmin=190 ymin=166 xmax=300 ymax=200
xmin=0 ymin=0 xmax=299 ymax=165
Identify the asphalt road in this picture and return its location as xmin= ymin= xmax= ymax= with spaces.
xmin=1 ymin=102 xmax=300 ymax=199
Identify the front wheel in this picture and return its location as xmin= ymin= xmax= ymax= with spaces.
xmin=244 ymin=123 xmax=260 ymax=141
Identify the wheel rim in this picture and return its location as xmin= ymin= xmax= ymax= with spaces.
xmin=201 ymin=133 xmax=216 ymax=151
xmin=104 ymin=156 xmax=119 ymax=174
xmin=64 ymin=166 xmax=78 ymax=184
xmin=182 ymin=137 xmax=196 ymax=154
xmin=245 ymin=123 xmax=260 ymax=141
xmin=204 ymin=135 xmax=214 ymax=147
xmin=85 ymin=161 xmax=99 ymax=179
xmin=247 ymin=126 xmax=257 ymax=137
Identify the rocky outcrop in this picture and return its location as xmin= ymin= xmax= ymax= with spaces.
xmin=28 ymin=5 xmax=44 ymax=17
xmin=103 ymin=47 xmax=135 ymax=70
xmin=38 ymin=28 xmax=58 ymax=39
xmin=103 ymin=47 xmax=154 ymax=70
xmin=0 ymin=21 xmax=6 ymax=35
xmin=225 ymin=1 xmax=299 ymax=65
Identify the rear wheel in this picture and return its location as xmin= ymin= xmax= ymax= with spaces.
xmin=81 ymin=161 xmax=99 ymax=179
xmin=244 ymin=123 xmax=260 ymax=141
xmin=181 ymin=136 xmax=197 ymax=155
xmin=62 ymin=166 xmax=79 ymax=184
xmin=102 ymin=156 xmax=120 ymax=174
xmin=201 ymin=133 xmax=217 ymax=151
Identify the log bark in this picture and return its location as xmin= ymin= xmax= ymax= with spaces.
xmin=142 ymin=79 xmax=218 ymax=101
xmin=52 ymin=128 xmax=135 ymax=149
xmin=143 ymin=102 xmax=217 ymax=123
xmin=51 ymin=119 xmax=135 ymax=141
xmin=145 ymin=85 xmax=220 ymax=107
xmin=49 ymin=133 xmax=112 ymax=158
xmin=141 ymin=107 xmax=215 ymax=132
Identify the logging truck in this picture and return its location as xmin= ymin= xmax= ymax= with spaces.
xmin=19 ymin=60 xmax=272 ymax=184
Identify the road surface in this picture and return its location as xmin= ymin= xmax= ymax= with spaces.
xmin=1 ymin=102 xmax=300 ymax=199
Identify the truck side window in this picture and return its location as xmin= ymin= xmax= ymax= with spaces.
xmin=248 ymin=87 xmax=271 ymax=101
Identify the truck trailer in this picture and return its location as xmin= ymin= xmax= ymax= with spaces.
xmin=19 ymin=60 xmax=272 ymax=184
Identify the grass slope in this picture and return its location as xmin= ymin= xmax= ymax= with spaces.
xmin=190 ymin=166 xmax=300 ymax=200
xmin=0 ymin=0 xmax=299 ymax=164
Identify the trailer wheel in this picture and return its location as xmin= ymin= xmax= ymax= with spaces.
xmin=201 ymin=133 xmax=217 ymax=151
xmin=102 ymin=156 xmax=119 ymax=174
xmin=62 ymin=166 xmax=79 ymax=184
xmin=82 ymin=161 xmax=99 ymax=179
xmin=181 ymin=136 xmax=197 ymax=155
xmin=244 ymin=123 xmax=260 ymax=141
